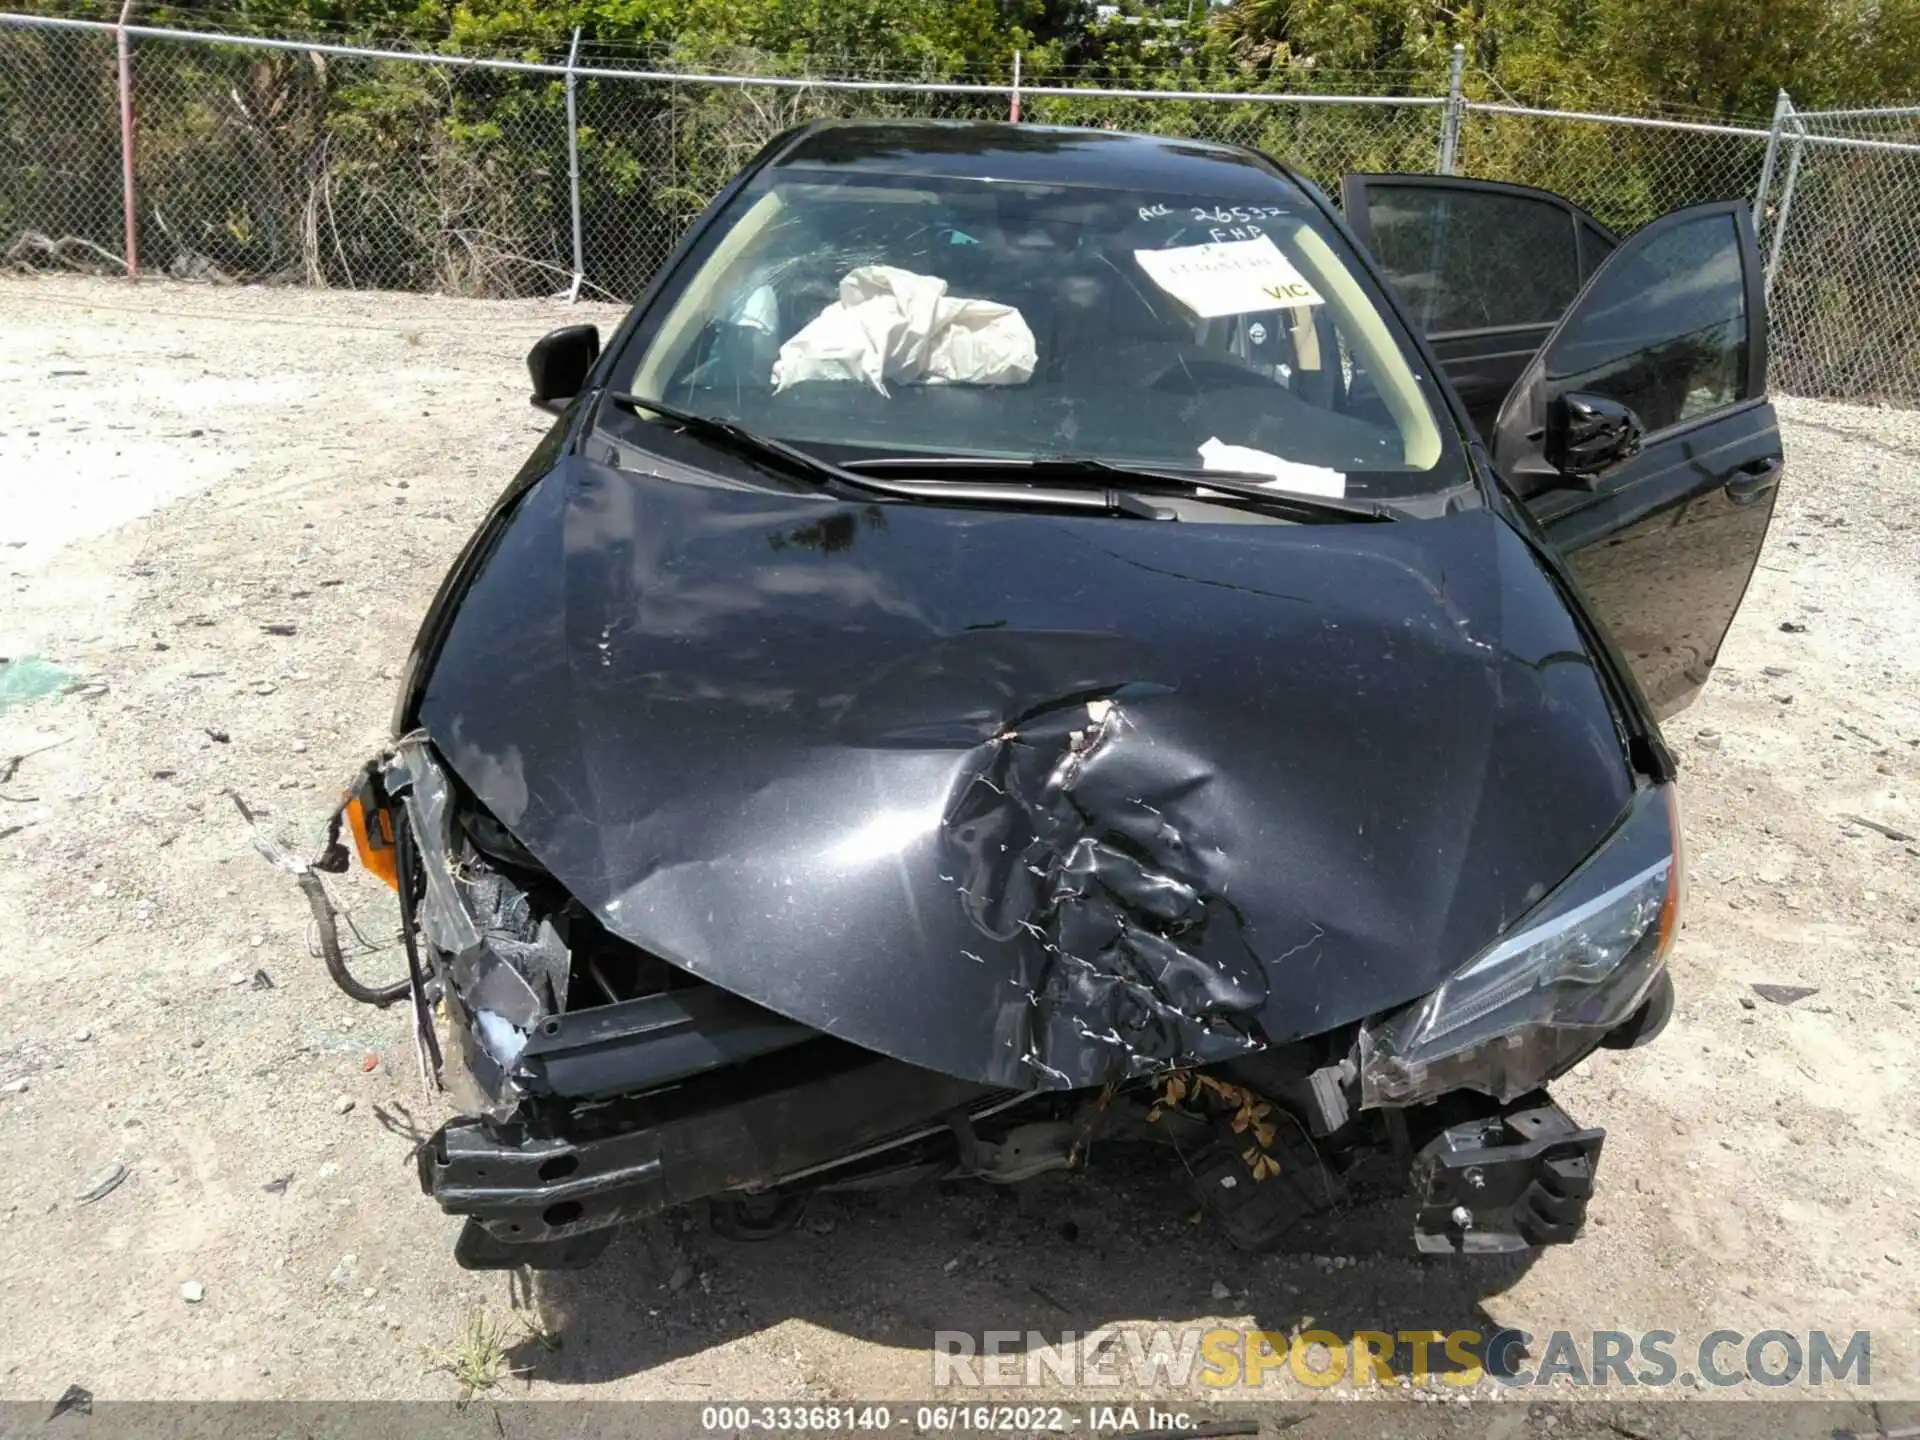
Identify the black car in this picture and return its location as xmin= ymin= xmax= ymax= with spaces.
xmin=318 ymin=121 xmax=1781 ymax=1270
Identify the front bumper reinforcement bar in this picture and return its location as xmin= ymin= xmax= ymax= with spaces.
xmin=420 ymin=1049 xmax=1001 ymax=1269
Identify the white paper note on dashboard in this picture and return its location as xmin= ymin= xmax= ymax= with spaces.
xmin=1134 ymin=234 xmax=1324 ymax=318
xmin=1198 ymin=437 xmax=1347 ymax=498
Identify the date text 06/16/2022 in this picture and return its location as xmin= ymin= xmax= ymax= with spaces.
xmin=698 ymin=1405 xmax=1188 ymax=1432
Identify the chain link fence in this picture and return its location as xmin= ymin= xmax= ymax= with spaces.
xmin=0 ymin=20 xmax=123 ymax=271
xmin=575 ymin=59 xmax=1011 ymax=296
xmin=1453 ymin=104 xmax=1773 ymax=236
xmin=0 ymin=17 xmax=1464 ymax=297
xmin=1761 ymin=104 xmax=1920 ymax=402
xmin=2 ymin=11 xmax=1916 ymax=402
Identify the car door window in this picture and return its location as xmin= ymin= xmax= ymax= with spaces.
xmin=1355 ymin=183 xmax=1582 ymax=333
xmin=1578 ymin=219 xmax=1617 ymax=275
xmin=1543 ymin=211 xmax=1747 ymax=435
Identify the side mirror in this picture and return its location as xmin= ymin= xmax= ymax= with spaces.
xmin=528 ymin=325 xmax=601 ymax=414
xmin=1547 ymin=391 xmax=1643 ymax=479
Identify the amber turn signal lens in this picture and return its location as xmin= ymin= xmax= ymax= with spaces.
xmin=1655 ymin=784 xmax=1684 ymax=957
xmin=345 ymin=792 xmax=399 ymax=891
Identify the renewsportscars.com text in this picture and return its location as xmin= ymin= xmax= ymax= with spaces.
xmin=933 ymin=1327 xmax=1871 ymax=1390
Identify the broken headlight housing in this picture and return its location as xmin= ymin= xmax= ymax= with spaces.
xmin=1360 ymin=784 xmax=1682 ymax=1108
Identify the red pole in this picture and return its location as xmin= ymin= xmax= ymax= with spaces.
xmin=117 ymin=0 xmax=138 ymax=277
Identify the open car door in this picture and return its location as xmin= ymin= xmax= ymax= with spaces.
xmin=1339 ymin=175 xmax=1617 ymax=439
xmin=1490 ymin=200 xmax=1782 ymax=718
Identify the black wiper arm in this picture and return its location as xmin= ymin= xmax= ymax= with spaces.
xmin=603 ymin=394 xmax=1171 ymax=520
xmin=606 ymin=391 xmax=895 ymax=498
xmin=843 ymin=454 xmax=1393 ymax=522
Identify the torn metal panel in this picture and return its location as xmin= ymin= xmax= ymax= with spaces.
xmin=459 ymin=870 xmax=571 ymax=1027
xmin=387 ymin=735 xmax=480 ymax=959
xmin=412 ymin=455 xmax=1638 ymax=1091
xmin=945 ymin=686 xmax=1270 ymax=1085
xmin=384 ymin=735 xmax=569 ymax=1119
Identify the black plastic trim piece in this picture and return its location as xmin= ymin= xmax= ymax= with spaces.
xmin=453 ymin=1215 xmax=615 ymax=1270
xmin=520 ymin=986 xmax=817 ymax=1100
xmin=1600 ymin=969 xmax=1675 ymax=1051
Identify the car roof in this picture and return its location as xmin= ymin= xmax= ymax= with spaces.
xmin=770 ymin=119 xmax=1304 ymax=198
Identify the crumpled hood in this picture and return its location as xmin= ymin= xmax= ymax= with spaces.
xmin=417 ymin=454 xmax=1634 ymax=1090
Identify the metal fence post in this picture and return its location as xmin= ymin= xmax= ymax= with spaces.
xmin=1436 ymin=42 xmax=1464 ymax=174
xmin=1765 ymin=99 xmax=1805 ymax=300
xmin=564 ymin=27 xmax=584 ymax=302
xmin=1752 ymin=87 xmax=1791 ymax=230
xmin=1010 ymin=50 xmax=1020 ymax=123
xmin=115 ymin=0 xmax=138 ymax=276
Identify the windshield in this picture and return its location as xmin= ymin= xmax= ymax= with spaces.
xmin=614 ymin=144 xmax=1472 ymax=506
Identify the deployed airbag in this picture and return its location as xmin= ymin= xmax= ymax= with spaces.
xmin=771 ymin=266 xmax=1037 ymax=396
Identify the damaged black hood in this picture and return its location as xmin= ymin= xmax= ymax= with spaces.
xmin=415 ymin=454 xmax=1635 ymax=1091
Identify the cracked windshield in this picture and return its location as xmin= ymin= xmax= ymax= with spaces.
xmin=622 ymin=144 xmax=1469 ymax=504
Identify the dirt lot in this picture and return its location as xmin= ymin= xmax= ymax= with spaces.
xmin=1 ymin=274 xmax=1916 ymax=1410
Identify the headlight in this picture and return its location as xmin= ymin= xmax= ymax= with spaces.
xmin=1360 ymin=784 xmax=1682 ymax=1108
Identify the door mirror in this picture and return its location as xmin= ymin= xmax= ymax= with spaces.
xmin=528 ymin=324 xmax=601 ymax=413
xmin=1548 ymin=391 xmax=1643 ymax=477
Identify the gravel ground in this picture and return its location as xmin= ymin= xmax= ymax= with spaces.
xmin=0 ymin=275 xmax=1916 ymax=1410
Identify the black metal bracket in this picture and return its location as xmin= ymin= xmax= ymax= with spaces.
xmin=1410 ymin=1092 xmax=1604 ymax=1254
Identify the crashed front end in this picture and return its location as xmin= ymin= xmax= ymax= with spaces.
xmin=333 ymin=459 xmax=1682 ymax=1268
xmin=346 ymin=736 xmax=1044 ymax=1269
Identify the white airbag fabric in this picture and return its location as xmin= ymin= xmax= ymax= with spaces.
xmin=771 ymin=266 xmax=1037 ymax=395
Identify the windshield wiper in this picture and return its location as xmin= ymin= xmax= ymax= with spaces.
xmin=843 ymin=454 xmax=1395 ymax=523
xmin=603 ymin=394 xmax=1171 ymax=520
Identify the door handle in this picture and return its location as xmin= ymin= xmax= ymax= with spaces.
xmin=1725 ymin=457 xmax=1782 ymax=504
